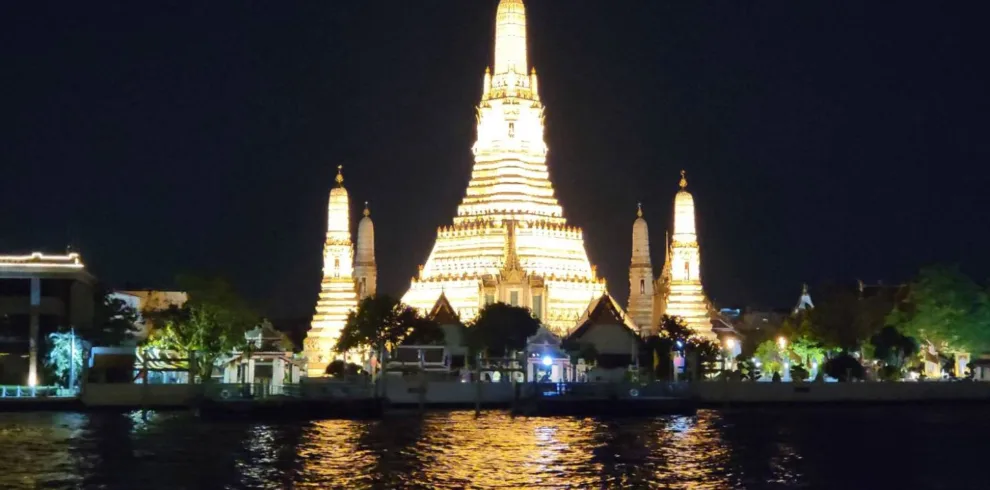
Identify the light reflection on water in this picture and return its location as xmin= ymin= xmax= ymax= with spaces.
xmin=0 ymin=407 xmax=985 ymax=489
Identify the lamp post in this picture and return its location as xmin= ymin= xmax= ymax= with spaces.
xmin=69 ymin=327 xmax=77 ymax=393
xmin=724 ymin=337 xmax=737 ymax=372
xmin=777 ymin=336 xmax=788 ymax=380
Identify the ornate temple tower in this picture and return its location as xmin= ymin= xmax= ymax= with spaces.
xmin=354 ymin=202 xmax=377 ymax=300
xmin=627 ymin=203 xmax=654 ymax=333
xmin=402 ymin=0 xmax=606 ymax=334
xmin=655 ymin=171 xmax=715 ymax=338
xmin=304 ymin=166 xmax=359 ymax=376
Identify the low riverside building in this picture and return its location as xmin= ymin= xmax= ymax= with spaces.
xmin=219 ymin=322 xmax=302 ymax=394
xmin=565 ymin=293 xmax=642 ymax=382
xmin=0 ymin=252 xmax=95 ymax=386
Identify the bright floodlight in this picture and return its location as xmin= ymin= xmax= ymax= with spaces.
xmin=725 ymin=338 xmax=737 ymax=350
xmin=542 ymin=355 xmax=552 ymax=367
xmin=676 ymin=340 xmax=684 ymax=349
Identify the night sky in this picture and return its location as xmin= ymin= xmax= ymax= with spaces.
xmin=3 ymin=1 xmax=988 ymax=319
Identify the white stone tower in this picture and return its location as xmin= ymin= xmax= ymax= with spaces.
xmin=627 ymin=203 xmax=654 ymax=333
xmin=304 ymin=165 xmax=359 ymax=376
xmin=354 ymin=201 xmax=377 ymax=300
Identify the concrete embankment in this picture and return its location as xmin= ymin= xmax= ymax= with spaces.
xmin=693 ymin=381 xmax=990 ymax=406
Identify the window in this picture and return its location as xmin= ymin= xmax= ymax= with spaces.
xmin=334 ymin=258 xmax=340 ymax=278
xmin=508 ymin=122 xmax=515 ymax=138
xmin=639 ymin=279 xmax=645 ymax=295
xmin=360 ymin=277 xmax=367 ymax=297
xmin=684 ymin=262 xmax=690 ymax=280
xmin=532 ymin=294 xmax=542 ymax=320
xmin=510 ymin=291 xmax=519 ymax=306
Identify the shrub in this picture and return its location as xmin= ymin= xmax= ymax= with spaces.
xmin=824 ymin=353 xmax=865 ymax=382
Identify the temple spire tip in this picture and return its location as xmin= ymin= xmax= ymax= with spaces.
xmin=336 ymin=165 xmax=344 ymax=186
xmin=679 ymin=170 xmax=687 ymax=189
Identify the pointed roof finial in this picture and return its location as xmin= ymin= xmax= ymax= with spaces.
xmin=679 ymin=170 xmax=687 ymax=189
xmin=802 ymin=283 xmax=809 ymax=294
xmin=335 ymin=165 xmax=344 ymax=186
xmin=636 ymin=202 xmax=643 ymax=218
xmin=363 ymin=201 xmax=370 ymax=217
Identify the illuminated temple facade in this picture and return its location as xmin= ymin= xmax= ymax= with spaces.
xmin=304 ymin=167 xmax=377 ymax=376
xmin=402 ymin=0 xmax=606 ymax=334
xmin=650 ymin=171 xmax=715 ymax=338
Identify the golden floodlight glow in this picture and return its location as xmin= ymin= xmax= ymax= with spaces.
xmin=661 ymin=171 xmax=714 ymax=339
xmin=402 ymin=0 xmax=606 ymax=334
xmin=304 ymin=166 xmax=359 ymax=376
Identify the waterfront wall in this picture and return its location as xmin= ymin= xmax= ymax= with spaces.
xmin=82 ymin=384 xmax=193 ymax=408
xmin=694 ymin=381 xmax=990 ymax=404
xmin=384 ymin=378 xmax=515 ymax=405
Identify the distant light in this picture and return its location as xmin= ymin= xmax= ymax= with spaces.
xmin=676 ymin=341 xmax=684 ymax=349
xmin=542 ymin=356 xmax=552 ymax=367
xmin=725 ymin=338 xmax=736 ymax=350
xmin=777 ymin=336 xmax=787 ymax=349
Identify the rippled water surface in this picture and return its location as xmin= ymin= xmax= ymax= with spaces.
xmin=0 ymin=407 xmax=984 ymax=489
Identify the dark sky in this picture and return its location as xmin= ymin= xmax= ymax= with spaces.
xmin=3 ymin=1 xmax=988 ymax=318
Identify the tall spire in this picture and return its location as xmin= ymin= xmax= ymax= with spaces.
xmin=679 ymin=169 xmax=687 ymax=189
xmin=355 ymin=200 xmax=377 ymax=300
xmin=628 ymin=203 xmax=654 ymax=331
xmin=336 ymin=165 xmax=344 ymax=186
xmin=494 ymin=0 xmax=528 ymax=76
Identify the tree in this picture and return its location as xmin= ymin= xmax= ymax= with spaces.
xmin=466 ymin=303 xmax=541 ymax=358
xmin=325 ymin=360 xmax=366 ymax=377
xmin=823 ymin=353 xmax=865 ymax=381
xmin=888 ymin=265 xmax=990 ymax=355
xmin=401 ymin=316 xmax=446 ymax=346
xmin=45 ymin=331 xmax=84 ymax=388
xmin=735 ymin=355 xmax=761 ymax=381
xmin=144 ymin=275 xmax=258 ymax=380
xmin=657 ymin=315 xmax=693 ymax=345
xmin=870 ymin=326 xmax=918 ymax=371
xmin=807 ymin=285 xmax=886 ymax=351
xmin=789 ymin=336 xmax=826 ymax=370
xmin=81 ymin=285 xmax=140 ymax=347
xmin=334 ymin=295 xmax=440 ymax=354
xmin=687 ymin=337 xmax=722 ymax=377
xmin=754 ymin=340 xmax=782 ymax=376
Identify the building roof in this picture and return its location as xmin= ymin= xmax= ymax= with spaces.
xmin=0 ymin=252 xmax=93 ymax=280
xmin=568 ymin=293 xmax=640 ymax=340
xmin=427 ymin=293 xmax=461 ymax=326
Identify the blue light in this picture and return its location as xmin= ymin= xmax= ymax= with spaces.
xmin=675 ymin=341 xmax=683 ymax=349
xmin=542 ymin=356 xmax=552 ymax=367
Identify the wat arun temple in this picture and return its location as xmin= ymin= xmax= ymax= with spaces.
xmin=400 ymin=0 xmax=607 ymax=333
xmin=304 ymin=0 xmax=716 ymax=373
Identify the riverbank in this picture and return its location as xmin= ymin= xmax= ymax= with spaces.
xmin=3 ymin=380 xmax=990 ymax=416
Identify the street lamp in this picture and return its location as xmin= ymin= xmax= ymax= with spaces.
xmin=722 ymin=338 xmax=738 ymax=372
xmin=777 ymin=336 xmax=787 ymax=349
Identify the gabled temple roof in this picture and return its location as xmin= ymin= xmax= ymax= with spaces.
xmin=427 ymin=292 xmax=461 ymax=326
xmin=527 ymin=326 xmax=561 ymax=346
xmin=568 ymin=292 xmax=640 ymax=340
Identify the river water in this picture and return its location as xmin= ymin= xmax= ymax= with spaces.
xmin=0 ymin=406 xmax=982 ymax=489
